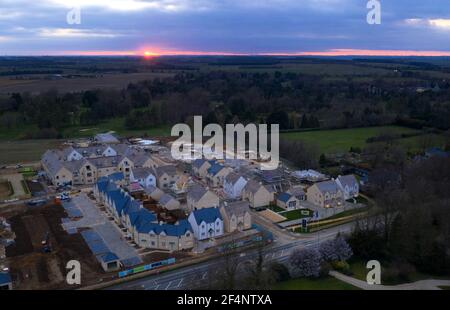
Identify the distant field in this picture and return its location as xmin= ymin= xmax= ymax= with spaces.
xmin=280 ymin=126 xmax=443 ymax=154
xmin=0 ymin=139 xmax=63 ymax=165
xmin=62 ymin=117 xmax=171 ymax=138
xmin=0 ymin=119 xmax=172 ymax=165
xmin=0 ymin=72 xmax=174 ymax=94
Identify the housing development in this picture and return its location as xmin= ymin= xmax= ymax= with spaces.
xmin=1 ymin=1 xmax=450 ymax=298
xmin=0 ymin=129 xmax=370 ymax=289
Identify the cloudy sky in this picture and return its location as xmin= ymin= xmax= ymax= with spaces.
xmin=1 ymin=0 xmax=450 ymax=56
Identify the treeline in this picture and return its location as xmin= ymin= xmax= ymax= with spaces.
xmin=349 ymin=156 xmax=450 ymax=278
xmin=1 ymin=70 xmax=450 ymax=138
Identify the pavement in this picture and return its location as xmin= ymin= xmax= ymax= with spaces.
xmin=330 ymin=271 xmax=450 ymax=290
xmin=62 ymin=193 xmax=142 ymax=266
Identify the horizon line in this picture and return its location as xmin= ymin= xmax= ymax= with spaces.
xmin=3 ymin=49 xmax=450 ymax=57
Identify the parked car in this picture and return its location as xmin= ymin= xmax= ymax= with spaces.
xmin=56 ymin=192 xmax=71 ymax=202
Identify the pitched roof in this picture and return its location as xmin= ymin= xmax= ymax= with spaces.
xmin=315 ymin=180 xmax=340 ymax=194
xmin=122 ymin=199 xmax=141 ymax=216
xmin=42 ymin=150 xmax=65 ymax=176
xmin=155 ymin=165 xmax=177 ymax=177
xmin=207 ymin=163 xmax=226 ymax=176
xmin=225 ymin=172 xmax=245 ymax=185
xmin=337 ymin=175 xmax=358 ymax=188
xmin=221 ymin=201 xmax=250 ymax=217
xmin=107 ymin=190 xmax=130 ymax=214
xmin=132 ymin=167 xmax=154 ymax=180
xmin=107 ymin=172 xmax=124 ymax=182
xmin=131 ymin=209 xmax=157 ymax=230
xmin=144 ymin=185 xmax=164 ymax=200
xmin=187 ymin=184 xmax=208 ymax=202
xmin=94 ymin=133 xmax=120 ymax=143
xmin=136 ymin=219 xmax=192 ymax=236
xmin=159 ymin=193 xmax=177 ymax=206
xmin=191 ymin=207 xmax=222 ymax=225
xmin=277 ymin=192 xmax=293 ymax=203
xmin=288 ymin=186 xmax=305 ymax=198
xmin=192 ymin=159 xmax=215 ymax=169
xmin=89 ymin=156 xmax=121 ymax=169
xmin=244 ymin=179 xmax=264 ymax=194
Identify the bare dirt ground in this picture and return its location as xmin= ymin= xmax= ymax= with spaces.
xmin=259 ymin=209 xmax=287 ymax=223
xmin=3 ymin=203 xmax=104 ymax=289
xmin=2 ymin=173 xmax=27 ymax=199
xmin=0 ymin=180 xmax=12 ymax=200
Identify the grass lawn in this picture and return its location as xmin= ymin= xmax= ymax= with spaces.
xmin=281 ymin=126 xmax=423 ymax=154
xmin=268 ymin=204 xmax=285 ymax=213
xmin=348 ymin=260 xmax=368 ymax=281
xmin=348 ymin=259 xmax=450 ymax=285
xmin=273 ymin=276 xmax=360 ymax=290
xmin=62 ymin=117 xmax=172 ymax=138
xmin=280 ymin=209 xmax=314 ymax=221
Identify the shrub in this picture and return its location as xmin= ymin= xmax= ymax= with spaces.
xmin=319 ymin=261 xmax=331 ymax=278
xmin=289 ymin=248 xmax=322 ymax=278
xmin=269 ymin=262 xmax=291 ymax=282
xmin=331 ymin=260 xmax=352 ymax=275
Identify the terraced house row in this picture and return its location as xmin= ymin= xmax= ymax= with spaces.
xmin=93 ymin=176 xmax=194 ymax=252
xmin=41 ymin=143 xmax=177 ymax=187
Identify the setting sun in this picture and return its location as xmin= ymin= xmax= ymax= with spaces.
xmin=143 ymin=50 xmax=158 ymax=57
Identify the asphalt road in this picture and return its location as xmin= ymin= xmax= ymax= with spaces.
xmin=108 ymin=221 xmax=354 ymax=290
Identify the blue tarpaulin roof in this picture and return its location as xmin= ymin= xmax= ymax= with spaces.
xmin=88 ymin=239 xmax=109 ymax=255
xmin=81 ymin=229 xmax=102 ymax=242
xmin=97 ymin=252 xmax=119 ymax=263
xmin=0 ymin=272 xmax=11 ymax=285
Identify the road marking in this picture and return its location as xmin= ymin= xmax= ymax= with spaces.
xmin=154 ymin=284 xmax=160 ymax=290
xmin=201 ymin=272 xmax=208 ymax=280
xmin=176 ymin=278 xmax=184 ymax=288
xmin=165 ymin=281 xmax=172 ymax=290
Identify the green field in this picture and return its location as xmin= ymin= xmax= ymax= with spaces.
xmin=273 ymin=276 xmax=360 ymax=290
xmin=281 ymin=126 xmax=446 ymax=154
xmin=0 ymin=118 xmax=172 ymax=165
xmin=0 ymin=139 xmax=63 ymax=165
xmin=62 ymin=117 xmax=171 ymax=138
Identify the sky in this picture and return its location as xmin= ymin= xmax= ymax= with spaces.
xmin=0 ymin=0 xmax=450 ymax=56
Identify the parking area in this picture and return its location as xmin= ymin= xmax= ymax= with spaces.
xmin=61 ymin=193 xmax=142 ymax=267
